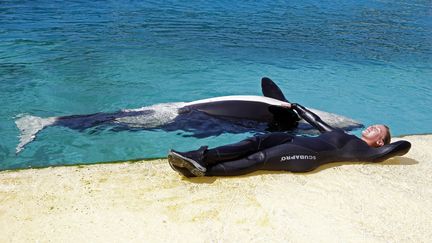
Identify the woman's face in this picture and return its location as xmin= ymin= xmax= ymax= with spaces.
xmin=361 ymin=124 xmax=388 ymax=147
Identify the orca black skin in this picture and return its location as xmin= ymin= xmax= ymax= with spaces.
xmin=261 ymin=77 xmax=300 ymax=130
xmin=56 ymin=110 xmax=268 ymax=137
xmin=261 ymin=77 xmax=289 ymax=102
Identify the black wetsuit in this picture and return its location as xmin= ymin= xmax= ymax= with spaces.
xmin=203 ymin=104 xmax=410 ymax=176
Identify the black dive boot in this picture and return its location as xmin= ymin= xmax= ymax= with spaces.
xmin=168 ymin=146 xmax=208 ymax=177
xmin=168 ymin=159 xmax=196 ymax=178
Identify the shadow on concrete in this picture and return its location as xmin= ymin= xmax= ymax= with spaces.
xmin=183 ymin=156 xmax=419 ymax=183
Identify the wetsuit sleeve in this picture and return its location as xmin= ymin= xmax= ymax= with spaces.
xmin=291 ymin=103 xmax=335 ymax=133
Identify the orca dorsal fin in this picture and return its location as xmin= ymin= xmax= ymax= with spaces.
xmin=261 ymin=77 xmax=289 ymax=102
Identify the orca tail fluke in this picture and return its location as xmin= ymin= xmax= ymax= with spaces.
xmin=261 ymin=77 xmax=289 ymax=102
xmin=15 ymin=115 xmax=57 ymax=154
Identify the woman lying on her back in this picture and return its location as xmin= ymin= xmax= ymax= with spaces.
xmin=167 ymin=102 xmax=411 ymax=177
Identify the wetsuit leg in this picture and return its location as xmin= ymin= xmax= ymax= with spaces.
xmin=206 ymin=142 xmax=321 ymax=176
xmin=204 ymin=132 xmax=293 ymax=165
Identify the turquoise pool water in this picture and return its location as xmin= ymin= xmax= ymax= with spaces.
xmin=1 ymin=0 xmax=431 ymax=170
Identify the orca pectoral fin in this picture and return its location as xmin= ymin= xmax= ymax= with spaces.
xmin=261 ymin=77 xmax=289 ymax=102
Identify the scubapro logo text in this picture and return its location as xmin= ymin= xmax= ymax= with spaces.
xmin=280 ymin=155 xmax=316 ymax=162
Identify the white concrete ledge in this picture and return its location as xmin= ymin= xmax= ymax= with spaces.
xmin=1 ymin=135 xmax=431 ymax=242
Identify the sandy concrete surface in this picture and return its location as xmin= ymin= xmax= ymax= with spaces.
xmin=1 ymin=135 xmax=431 ymax=242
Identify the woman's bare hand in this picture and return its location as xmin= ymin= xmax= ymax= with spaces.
xmin=281 ymin=102 xmax=292 ymax=109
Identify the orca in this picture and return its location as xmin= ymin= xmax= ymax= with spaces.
xmin=14 ymin=77 xmax=363 ymax=154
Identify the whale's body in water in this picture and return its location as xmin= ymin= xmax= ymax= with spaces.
xmin=15 ymin=95 xmax=362 ymax=154
xmin=14 ymin=78 xmax=363 ymax=154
